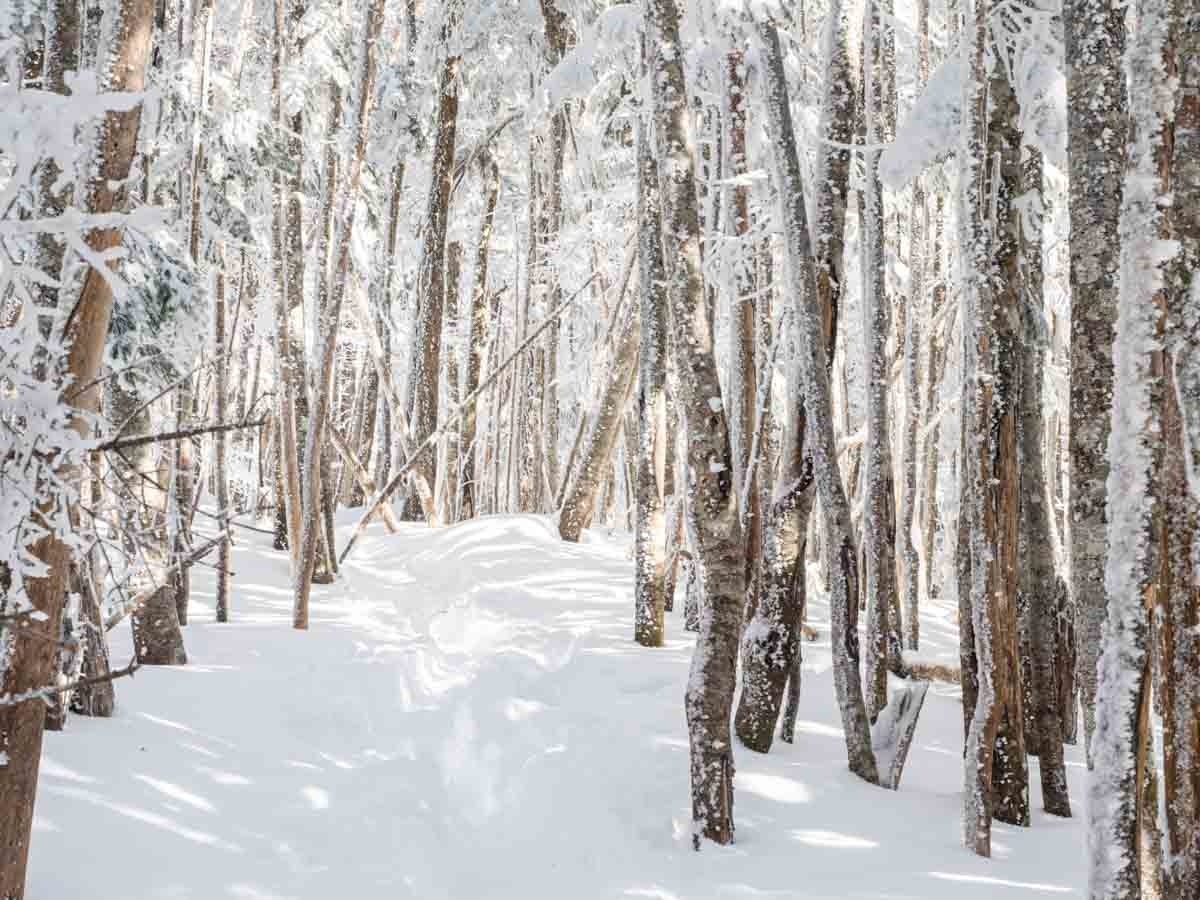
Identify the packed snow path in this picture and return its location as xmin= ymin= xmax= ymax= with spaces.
xmin=32 ymin=516 xmax=1085 ymax=898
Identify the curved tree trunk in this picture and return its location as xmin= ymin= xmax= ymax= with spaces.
xmin=646 ymin=0 xmax=745 ymax=846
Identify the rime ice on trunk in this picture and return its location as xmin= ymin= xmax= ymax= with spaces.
xmin=734 ymin=0 xmax=855 ymax=755
xmin=757 ymin=18 xmax=878 ymax=785
xmin=634 ymin=115 xmax=669 ymax=648
xmin=1016 ymin=149 xmax=1070 ymax=817
xmin=1063 ymin=0 xmax=1127 ymax=766
xmin=1091 ymin=2 xmax=1199 ymax=895
xmin=0 ymin=3 xmax=156 ymax=895
xmin=645 ymin=0 xmax=746 ymax=846
xmin=860 ymin=0 xmax=900 ymax=723
xmin=960 ymin=0 xmax=1029 ymax=855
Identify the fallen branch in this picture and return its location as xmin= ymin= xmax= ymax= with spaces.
xmin=98 ymin=417 xmax=267 ymax=453
xmin=339 ymin=271 xmax=600 ymax=565
xmin=0 ymin=658 xmax=140 ymax=708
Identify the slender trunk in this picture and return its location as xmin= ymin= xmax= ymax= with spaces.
xmin=461 ymin=156 xmax=501 ymax=520
xmin=634 ymin=116 xmax=669 ymax=647
xmin=0 ymin=4 xmax=155 ymax=894
xmin=407 ymin=16 xmax=461 ymax=517
xmin=1017 ymin=148 xmax=1070 ymax=817
xmin=441 ymin=241 xmax=464 ymax=520
xmin=646 ymin=0 xmax=746 ymax=845
xmin=860 ymin=0 xmax=899 ymax=722
xmin=271 ymin=0 xmax=303 ymax=568
xmin=293 ymin=0 xmax=388 ymax=629
xmin=758 ymin=17 xmax=878 ymax=784
xmin=214 ymin=245 xmax=232 ymax=622
xmin=559 ymin=308 xmax=639 ymax=543
xmin=734 ymin=0 xmax=855 ymax=754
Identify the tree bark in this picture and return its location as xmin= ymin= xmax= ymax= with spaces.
xmin=406 ymin=13 xmax=461 ymax=520
xmin=758 ymin=17 xmax=878 ymax=785
xmin=460 ymin=160 xmax=500 ymax=520
xmin=1063 ymin=0 xmax=1127 ymax=767
xmin=734 ymin=0 xmax=855 ymax=754
xmin=558 ymin=309 xmax=639 ymax=543
xmin=646 ymin=0 xmax=746 ymax=846
xmin=634 ymin=116 xmax=669 ymax=648
xmin=0 ymin=4 xmax=155 ymax=895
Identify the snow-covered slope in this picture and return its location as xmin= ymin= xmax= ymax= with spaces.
xmin=31 ymin=515 xmax=1084 ymax=898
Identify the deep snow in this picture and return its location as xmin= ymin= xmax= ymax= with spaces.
xmin=31 ymin=514 xmax=1085 ymax=898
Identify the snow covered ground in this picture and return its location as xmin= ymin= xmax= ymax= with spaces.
xmin=31 ymin=515 xmax=1085 ymax=898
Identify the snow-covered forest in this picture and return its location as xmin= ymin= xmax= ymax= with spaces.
xmin=0 ymin=0 xmax=1196 ymax=897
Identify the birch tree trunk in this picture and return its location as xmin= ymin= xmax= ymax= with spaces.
xmin=646 ymin=0 xmax=746 ymax=845
xmin=0 ymin=4 xmax=154 ymax=894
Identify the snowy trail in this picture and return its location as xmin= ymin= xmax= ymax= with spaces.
xmin=31 ymin=515 xmax=1084 ymax=898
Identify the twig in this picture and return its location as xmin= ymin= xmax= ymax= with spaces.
xmin=98 ymin=417 xmax=267 ymax=453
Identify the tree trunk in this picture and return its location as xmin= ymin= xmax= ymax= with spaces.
xmin=214 ymin=245 xmax=232 ymax=622
xmin=634 ymin=115 xmax=669 ymax=648
xmin=962 ymin=8 xmax=1030 ymax=853
xmin=558 ymin=310 xmax=639 ymax=543
xmin=1063 ymin=0 xmax=1127 ymax=767
xmin=734 ymin=0 xmax=855 ymax=754
xmin=1017 ymin=148 xmax=1070 ymax=817
xmin=1089 ymin=7 xmax=1174 ymax=893
xmin=460 ymin=156 xmax=501 ymax=520
xmin=0 ymin=4 xmax=154 ymax=895
xmin=406 ymin=15 xmax=461 ymax=519
xmin=271 ymin=0 xmax=303 ymax=570
xmin=646 ymin=0 xmax=746 ymax=846
xmin=758 ymin=17 xmax=878 ymax=785
xmin=860 ymin=0 xmax=900 ymax=722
